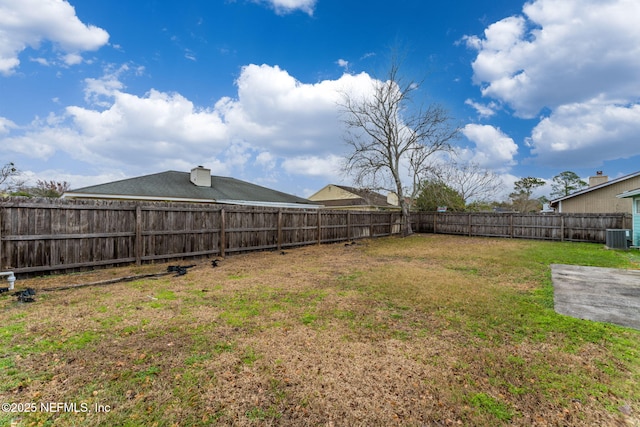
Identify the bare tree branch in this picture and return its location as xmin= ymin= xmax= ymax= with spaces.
xmin=0 ymin=162 xmax=19 ymax=192
xmin=339 ymin=58 xmax=460 ymax=236
xmin=431 ymin=160 xmax=504 ymax=204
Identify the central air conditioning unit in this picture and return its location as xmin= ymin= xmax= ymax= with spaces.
xmin=605 ymin=229 xmax=631 ymax=249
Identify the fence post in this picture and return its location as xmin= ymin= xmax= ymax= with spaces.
xmin=135 ymin=205 xmax=142 ymax=265
xmin=317 ymin=210 xmax=322 ymax=245
xmin=0 ymin=205 xmax=3 ymax=271
xmin=277 ymin=209 xmax=283 ymax=251
xmin=468 ymin=213 xmax=472 ymax=237
xmin=433 ymin=212 xmax=437 ymax=234
xmin=220 ymin=209 xmax=226 ymax=257
xmin=370 ymin=212 xmax=374 ymax=238
xmin=509 ymin=214 xmax=514 ymax=238
xmin=3 ymin=200 xmax=627 ymax=276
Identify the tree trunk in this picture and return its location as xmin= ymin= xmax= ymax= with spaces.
xmin=401 ymin=200 xmax=413 ymax=237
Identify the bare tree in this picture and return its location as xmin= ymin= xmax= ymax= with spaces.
xmin=431 ymin=160 xmax=504 ymax=205
xmin=0 ymin=162 xmax=19 ymax=193
xmin=31 ymin=180 xmax=72 ymax=198
xmin=340 ymin=60 xmax=460 ymax=236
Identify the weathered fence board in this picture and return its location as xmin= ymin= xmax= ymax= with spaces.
xmin=411 ymin=211 xmax=630 ymax=243
xmin=0 ymin=197 xmax=632 ymax=276
xmin=0 ymin=198 xmax=403 ymax=275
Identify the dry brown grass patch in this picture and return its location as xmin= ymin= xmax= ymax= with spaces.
xmin=1 ymin=235 xmax=638 ymax=426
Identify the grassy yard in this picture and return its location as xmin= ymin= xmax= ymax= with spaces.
xmin=1 ymin=234 xmax=639 ymax=426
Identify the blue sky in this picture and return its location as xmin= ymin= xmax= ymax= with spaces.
xmin=1 ymin=0 xmax=639 ymax=201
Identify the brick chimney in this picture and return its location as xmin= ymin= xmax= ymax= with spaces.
xmin=589 ymin=171 xmax=608 ymax=187
xmin=190 ymin=166 xmax=211 ymax=187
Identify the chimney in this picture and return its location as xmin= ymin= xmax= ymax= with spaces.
xmin=190 ymin=166 xmax=211 ymax=187
xmin=387 ymin=192 xmax=399 ymax=206
xmin=589 ymin=171 xmax=608 ymax=187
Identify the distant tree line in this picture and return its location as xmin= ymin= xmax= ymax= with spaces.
xmin=413 ymin=169 xmax=588 ymax=213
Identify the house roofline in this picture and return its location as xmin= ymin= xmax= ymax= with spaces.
xmin=216 ymin=199 xmax=322 ymax=209
xmin=62 ymin=192 xmax=217 ymax=203
xmin=62 ymin=192 xmax=321 ymax=209
xmin=617 ymin=188 xmax=640 ymax=199
xmin=550 ymin=170 xmax=640 ymax=205
xmin=317 ymin=204 xmax=401 ymax=211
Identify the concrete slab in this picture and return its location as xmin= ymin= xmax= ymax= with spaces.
xmin=551 ymin=264 xmax=640 ymax=330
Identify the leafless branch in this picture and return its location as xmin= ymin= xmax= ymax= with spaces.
xmin=339 ymin=58 xmax=460 ymax=235
xmin=431 ymin=161 xmax=504 ymax=204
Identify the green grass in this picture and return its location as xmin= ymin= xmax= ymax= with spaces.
xmin=10 ymin=329 xmax=99 ymax=356
xmin=300 ymin=311 xmax=318 ymax=325
xmin=135 ymin=365 xmax=161 ymax=381
xmin=357 ymin=237 xmax=640 ymax=416
xmin=155 ymin=289 xmax=177 ymax=300
xmin=468 ymin=392 xmax=516 ymax=422
xmin=241 ymin=346 xmax=259 ymax=366
xmin=1 ymin=235 xmax=638 ymax=426
xmin=245 ymin=405 xmax=281 ymax=421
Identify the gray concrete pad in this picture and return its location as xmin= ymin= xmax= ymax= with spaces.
xmin=551 ymin=264 xmax=640 ymax=330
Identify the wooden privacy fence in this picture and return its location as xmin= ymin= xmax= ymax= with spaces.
xmin=0 ymin=198 xmax=632 ymax=276
xmin=412 ymin=211 xmax=632 ymax=242
xmin=0 ymin=198 xmax=402 ymax=275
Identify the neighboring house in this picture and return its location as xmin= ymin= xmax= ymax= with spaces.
xmin=308 ymin=184 xmax=400 ymax=211
xmin=617 ymin=188 xmax=640 ymax=247
xmin=63 ymin=166 xmax=320 ymax=209
xmin=549 ymin=171 xmax=640 ymax=214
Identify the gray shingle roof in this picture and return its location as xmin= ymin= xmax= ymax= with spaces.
xmin=65 ymin=171 xmax=315 ymax=207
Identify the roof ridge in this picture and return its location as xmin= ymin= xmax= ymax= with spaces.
xmin=64 ymin=170 xmax=314 ymax=206
xmin=551 ymin=170 xmax=640 ymax=202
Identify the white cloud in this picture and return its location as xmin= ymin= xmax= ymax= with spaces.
xmin=466 ymin=0 xmax=640 ymax=118
xmin=0 ymin=117 xmax=16 ymax=134
xmin=461 ymin=124 xmax=518 ymax=171
xmin=259 ymin=0 xmax=316 ymax=15
xmin=184 ymin=49 xmax=196 ymax=62
xmin=1 ymin=64 xmax=376 ymax=184
xmin=17 ymin=168 xmax=128 ymax=188
xmin=83 ymin=70 xmax=126 ymax=107
xmin=465 ymin=0 xmax=640 ymax=170
xmin=3 ymin=61 xmax=440 ymax=193
xmin=30 ymin=56 xmax=49 ymax=66
xmin=216 ymin=64 xmax=373 ymax=156
xmin=336 ymin=58 xmax=349 ymax=70
xmin=62 ymin=89 xmax=230 ymax=168
xmin=0 ymin=0 xmax=109 ymax=75
xmin=255 ymin=151 xmax=276 ymax=170
xmin=464 ymin=99 xmax=497 ymax=118
xmin=528 ymin=97 xmax=640 ymax=167
xmin=62 ymin=52 xmax=83 ymax=66
xmin=2 ymin=83 xmax=229 ymax=173
xmin=282 ymin=154 xmax=344 ymax=178
xmin=0 ymin=126 xmax=67 ymax=159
